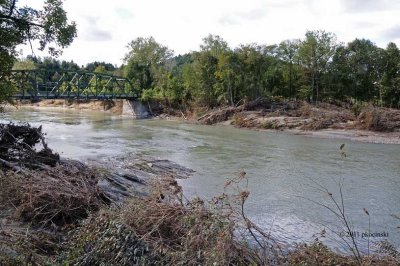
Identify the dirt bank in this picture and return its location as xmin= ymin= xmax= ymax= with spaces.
xmin=197 ymin=99 xmax=400 ymax=144
xmin=14 ymin=99 xmax=125 ymax=114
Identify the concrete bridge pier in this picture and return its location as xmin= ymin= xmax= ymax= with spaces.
xmin=122 ymin=100 xmax=151 ymax=119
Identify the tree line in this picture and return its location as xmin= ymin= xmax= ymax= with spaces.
xmin=120 ymin=32 xmax=400 ymax=109
xmin=12 ymin=31 xmax=400 ymax=109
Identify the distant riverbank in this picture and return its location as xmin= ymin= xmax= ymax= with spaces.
xmin=10 ymin=98 xmax=400 ymax=145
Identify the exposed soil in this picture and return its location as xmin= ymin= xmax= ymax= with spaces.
xmin=14 ymin=99 xmax=124 ymax=114
xmin=197 ymin=99 xmax=400 ymax=144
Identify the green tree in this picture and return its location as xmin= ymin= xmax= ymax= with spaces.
xmin=278 ymin=39 xmax=301 ymax=98
xmin=180 ymin=35 xmax=230 ymax=107
xmin=94 ymin=65 xmax=107 ymax=74
xmin=235 ymin=44 xmax=267 ymax=100
xmin=85 ymin=61 xmax=115 ymax=72
xmin=325 ymin=45 xmax=353 ymax=101
xmin=190 ymin=51 xmax=219 ymax=107
xmin=0 ymin=0 xmax=76 ymax=103
xmin=298 ymin=30 xmax=338 ymax=101
xmin=215 ymin=51 xmax=241 ymax=105
xmin=200 ymin=34 xmax=229 ymax=57
xmin=345 ymin=39 xmax=385 ymax=102
xmin=124 ymin=37 xmax=173 ymax=93
xmin=382 ymin=43 xmax=400 ymax=107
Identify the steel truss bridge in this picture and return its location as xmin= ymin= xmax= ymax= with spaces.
xmin=10 ymin=69 xmax=139 ymax=100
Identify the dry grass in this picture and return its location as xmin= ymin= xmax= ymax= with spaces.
xmin=1 ymin=162 xmax=107 ymax=229
xmin=356 ymin=106 xmax=400 ymax=132
xmin=67 ymin=176 xmax=259 ymax=265
xmin=290 ymin=102 xmax=355 ymax=130
xmin=65 ymin=175 xmax=400 ymax=266
xmin=119 ymin=176 xmax=255 ymax=265
xmin=232 ymin=113 xmax=247 ymax=127
xmin=0 ymin=170 xmax=24 ymax=208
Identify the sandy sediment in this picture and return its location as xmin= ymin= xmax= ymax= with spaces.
xmin=289 ymin=128 xmax=400 ymax=144
xmin=12 ymin=99 xmax=124 ymax=114
xmin=201 ymin=100 xmax=400 ymax=145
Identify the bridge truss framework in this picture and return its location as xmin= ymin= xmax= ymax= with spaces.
xmin=10 ymin=69 xmax=139 ymax=100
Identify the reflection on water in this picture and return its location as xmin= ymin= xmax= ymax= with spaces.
xmin=2 ymin=107 xmax=400 ymax=251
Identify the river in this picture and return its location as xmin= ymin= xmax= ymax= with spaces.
xmin=2 ymin=107 xmax=400 ymax=252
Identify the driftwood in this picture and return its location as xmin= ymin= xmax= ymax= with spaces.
xmin=0 ymin=123 xmax=60 ymax=170
xmin=197 ymin=98 xmax=296 ymax=125
xmin=197 ymin=107 xmax=237 ymax=125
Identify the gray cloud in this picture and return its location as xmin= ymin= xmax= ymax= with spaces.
xmin=85 ymin=29 xmax=113 ymax=42
xmin=381 ymin=25 xmax=400 ymax=40
xmin=82 ymin=16 xmax=113 ymax=42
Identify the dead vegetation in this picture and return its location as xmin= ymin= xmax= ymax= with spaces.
xmin=197 ymin=106 xmax=237 ymax=125
xmin=197 ymin=98 xmax=400 ymax=133
xmin=0 ymin=124 xmax=107 ymax=229
xmin=0 ymin=123 xmax=60 ymax=170
xmin=64 ymin=173 xmax=400 ymax=266
xmin=12 ymin=163 xmax=106 ymax=228
xmin=0 ymin=123 xmax=108 ymax=264
xmin=354 ymin=106 xmax=400 ymax=132
xmin=66 ymin=176 xmax=272 ymax=265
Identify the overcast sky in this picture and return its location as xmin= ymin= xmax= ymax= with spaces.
xmin=18 ymin=0 xmax=400 ymax=66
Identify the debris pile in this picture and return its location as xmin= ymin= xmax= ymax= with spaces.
xmin=355 ymin=106 xmax=400 ymax=132
xmin=0 ymin=123 xmax=60 ymax=170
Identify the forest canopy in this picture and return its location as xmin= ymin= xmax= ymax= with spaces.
xmin=118 ymin=32 xmax=400 ymax=109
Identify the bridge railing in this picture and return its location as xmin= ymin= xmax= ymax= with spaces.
xmin=10 ymin=69 xmax=139 ymax=100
